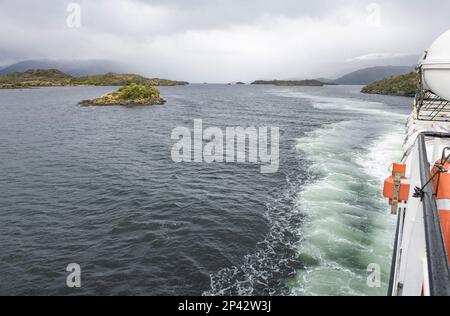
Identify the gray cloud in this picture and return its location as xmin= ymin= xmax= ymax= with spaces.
xmin=1 ymin=0 xmax=450 ymax=81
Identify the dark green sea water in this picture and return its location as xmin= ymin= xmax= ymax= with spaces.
xmin=0 ymin=85 xmax=411 ymax=295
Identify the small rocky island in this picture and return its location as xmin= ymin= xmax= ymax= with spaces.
xmin=79 ymin=83 xmax=166 ymax=106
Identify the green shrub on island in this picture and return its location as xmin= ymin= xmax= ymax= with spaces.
xmin=117 ymin=83 xmax=161 ymax=101
xmin=361 ymin=72 xmax=417 ymax=97
xmin=79 ymin=83 xmax=166 ymax=106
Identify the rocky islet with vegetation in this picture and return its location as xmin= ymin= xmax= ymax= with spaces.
xmin=79 ymin=83 xmax=166 ymax=106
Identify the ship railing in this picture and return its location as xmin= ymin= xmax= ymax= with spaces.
xmin=417 ymin=132 xmax=450 ymax=296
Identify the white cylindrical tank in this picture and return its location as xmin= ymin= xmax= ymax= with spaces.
xmin=422 ymin=30 xmax=450 ymax=101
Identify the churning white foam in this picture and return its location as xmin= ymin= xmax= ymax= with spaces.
xmin=288 ymin=93 xmax=407 ymax=296
xmin=272 ymin=90 xmax=407 ymax=118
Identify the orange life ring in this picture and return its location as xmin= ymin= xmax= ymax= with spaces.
xmin=431 ymin=160 xmax=450 ymax=262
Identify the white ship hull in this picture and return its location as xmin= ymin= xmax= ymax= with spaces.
xmin=388 ymin=99 xmax=450 ymax=296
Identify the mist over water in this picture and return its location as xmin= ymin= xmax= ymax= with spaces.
xmin=0 ymin=85 xmax=411 ymax=295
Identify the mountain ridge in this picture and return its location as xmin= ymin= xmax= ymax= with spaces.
xmin=257 ymin=66 xmax=417 ymax=86
xmin=333 ymin=65 xmax=415 ymax=85
xmin=0 ymin=59 xmax=132 ymax=76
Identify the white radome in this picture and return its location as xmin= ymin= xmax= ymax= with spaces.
xmin=422 ymin=29 xmax=450 ymax=101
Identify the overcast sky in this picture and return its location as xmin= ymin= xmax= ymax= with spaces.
xmin=1 ymin=0 xmax=450 ymax=82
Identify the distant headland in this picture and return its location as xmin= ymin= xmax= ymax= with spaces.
xmin=361 ymin=72 xmax=417 ymax=97
xmin=0 ymin=69 xmax=189 ymax=89
xmin=251 ymin=79 xmax=333 ymax=87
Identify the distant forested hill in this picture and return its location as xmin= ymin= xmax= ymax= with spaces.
xmin=335 ymin=66 xmax=415 ymax=85
xmin=0 ymin=69 xmax=188 ymax=88
xmin=361 ymin=72 xmax=417 ymax=97
xmin=251 ymin=79 xmax=328 ymax=86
